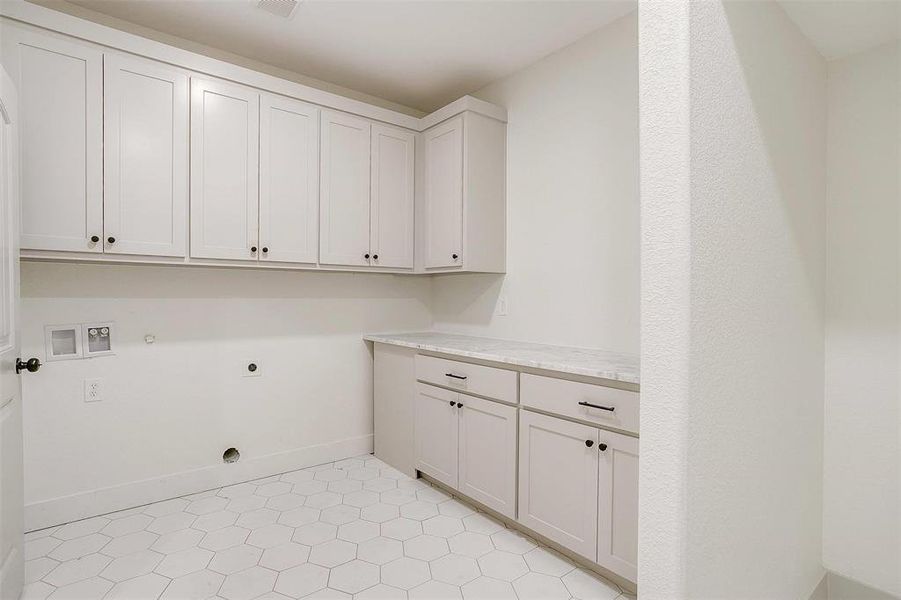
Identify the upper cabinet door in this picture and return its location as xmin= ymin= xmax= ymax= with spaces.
xmin=596 ymin=429 xmax=639 ymax=583
xmin=423 ymin=116 xmax=463 ymax=269
xmin=370 ymin=125 xmax=414 ymax=269
xmin=104 ymin=55 xmax=188 ymax=257
xmin=259 ymin=94 xmax=320 ymax=265
xmin=190 ymin=78 xmax=259 ymax=261
xmin=320 ymin=110 xmax=371 ymax=267
xmin=8 ymin=30 xmax=102 ymax=252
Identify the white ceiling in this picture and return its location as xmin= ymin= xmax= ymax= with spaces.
xmin=779 ymin=0 xmax=899 ymax=60
xmin=56 ymin=0 xmax=636 ymax=113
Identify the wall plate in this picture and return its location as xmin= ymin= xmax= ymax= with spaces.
xmin=82 ymin=322 xmax=115 ymax=357
xmin=44 ymin=324 xmax=83 ymax=362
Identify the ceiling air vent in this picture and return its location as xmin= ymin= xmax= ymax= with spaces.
xmin=257 ymin=0 xmax=299 ymax=19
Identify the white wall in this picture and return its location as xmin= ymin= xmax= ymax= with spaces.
xmin=823 ymin=41 xmax=900 ymax=597
xmin=639 ymin=1 xmax=826 ymax=597
xmin=431 ymin=11 xmax=639 ymax=354
xmin=20 ymin=263 xmax=431 ymax=529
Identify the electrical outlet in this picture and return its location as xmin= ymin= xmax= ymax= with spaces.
xmin=243 ymin=361 xmax=262 ymax=377
xmin=496 ymin=296 xmax=508 ymax=316
xmin=84 ymin=378 xmax=102 ymax=402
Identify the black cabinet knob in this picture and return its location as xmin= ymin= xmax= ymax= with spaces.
xmin=372 ymin=254 xmax=379 ymax=260
xmin=247 ymin=363 xmax=257 ymax=373
xmin=364 ymin=253 xmax=370 ymax=259
xmin=457 ymin=402 xmax=463 ymax=408
xmin=251 ymin=246 xmax=257 ymax=253
xmin=599 ymin=443 xmax=608 ymax=452
xmin=449 ymin=401 xmax=456 ymax=407
xmin=585 ymin=440 xmax=594 ymax=448
xmin=90 ymin=235 xmax=100 ymax=243
xmin=107 ymin=236 xmax=116 ymax=244
xmin=16 ymin=357 xmax=41 ymax=374
xmin=452 ymin=253 xmax=459 ymax=260
xmin=262 ymin=247 xmax=269 ymax=253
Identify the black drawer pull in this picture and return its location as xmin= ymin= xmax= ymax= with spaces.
xmin=578 ymin=401 xmax=615 ymax=412
xmin=445 ymin=373 xmax=467 ymax=380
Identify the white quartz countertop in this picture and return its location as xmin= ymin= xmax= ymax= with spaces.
xmin=363 ymin=332 xmax=640 ymax=385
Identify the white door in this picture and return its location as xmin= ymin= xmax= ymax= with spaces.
xmin=518 ymin=410 xmax=599 ymax=561
xmin=597 ymin=429 xmax=639 ymax=582
xmin=370 ymin=125 xmax=414 ymax=269
xmin=457 ymin=394 xmax=517 ymax=518
xmin=259 ymin=93 xmax=319 ymax=264
xmin=414 ymin=383 xmax=458 ymax=488
xmin=104 ymin=54 xmax=188 ymax=257
xmin=190 ymin=77 xmax=259 ymax=261
xmin=6 ymin=29 xmax=102 ymax=253
xmin=319 ymin=110 xmax=371 ymax=267
xmin=0 ymin=65 xmax=26 ymax=600
xmin=423 ymin=116 xmax=463 ymax=269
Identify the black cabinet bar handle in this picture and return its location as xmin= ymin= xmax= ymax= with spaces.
xmin=445 ymin=373 xmax=467 ymax=380
xmin=578 ymin=401 xmax=615 ymax=412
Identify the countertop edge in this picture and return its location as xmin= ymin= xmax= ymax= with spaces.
xmin=364 ymin=334 xmax=640 ymax=386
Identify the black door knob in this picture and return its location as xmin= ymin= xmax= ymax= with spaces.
xmin=107 ymin=236 xmax=116 ymax=244
xmin=585 ymin=439 xmax=594 ymax=448
xmin=251 ymin=246 xmax=257 ymax=253
xmin=16 ymin=357 xmax=41 ymax=374
xmin=364 ymin=253 xmax=370 ymax=259
xmin=262 ymin=247 xmax=269 ymax=253
xmin=90 ymin=235 xmax=100 ymax=243
xmin=452 ymin=253 xmax=458 ymax=260
xmin=598 ymin=443 xmax=608 ymax=452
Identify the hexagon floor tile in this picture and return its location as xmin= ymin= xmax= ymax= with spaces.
xmin=25 ymin=454 xmax=629 ymax=599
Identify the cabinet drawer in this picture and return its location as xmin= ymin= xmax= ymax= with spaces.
xmin=415 ymin=355 xmax=517 ymax=404
xmin=520 ymin=374 xmax=638 ymax=435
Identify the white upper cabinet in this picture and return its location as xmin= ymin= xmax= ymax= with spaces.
xmin=320 ymin=110 xmax=371 ymax=267
xmin=6 ymin=30 xmax=102 ymax=252
xmin=190 ymin=77 xmax=259 ymax=261
xmin=259 ymin=94 xmax=319 ymax=264
xmin=104 ymin=54 xmax=188 ymax=257
xmin=420 ymin=111 xmax=506 ymax=273
xmin=370 ymin=125 xmax=414 ymax=269
xmin=422 ymin=117 xmax=463 ymax=269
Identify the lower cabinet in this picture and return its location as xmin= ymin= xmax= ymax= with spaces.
xmin=414 ymin=383 xmax=517 ymax=518
xmin=518 ymin=410 xmax=600 ymax=559
xmin=518 ymin=409 xmax=639 ymax=582
xmin=596 ymin=427 xmax=639 ymax=582
xmin=414 ymin=384 xmax=459 ymax=488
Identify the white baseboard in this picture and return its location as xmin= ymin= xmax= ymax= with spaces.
xmin=25 ymin=434 xmax=374 ymax=532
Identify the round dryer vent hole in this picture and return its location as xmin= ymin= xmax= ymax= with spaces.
xmin=223 ymin=448 xmax=240 ymax=464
